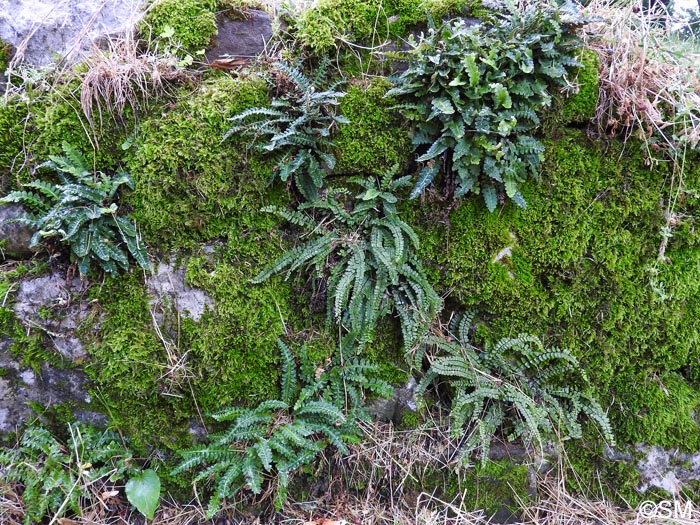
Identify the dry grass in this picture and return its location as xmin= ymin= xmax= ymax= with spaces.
xmin=80 ymin=33 xmax=191 ymax=130
xmin=582 ymin=0 xmax=700 ymax=150
xmin=580 ymin=0 xmax=700 ymax=268
xmin=3 ymin=420 xmax=695 ymax=525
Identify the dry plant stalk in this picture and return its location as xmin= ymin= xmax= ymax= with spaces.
xmin=80 ymin=33 xmax=190 ymax=129
xmin=581 ymin=0 xmax=700 ymax=151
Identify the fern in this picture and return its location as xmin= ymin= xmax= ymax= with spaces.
xmin=0 ymin=142 xmax=150 ymax=276
xmin=224 ymin=62 xmax=348 ymax=201
xmin=387 ymin=0 xmax=588 ymax=210
xmin=0 ymin=423 xmax=140 ymax=525
xmin=416 ymin=313 xmax=615 ymax=466
xmin=251 ymin=166 xmax=441 ymax=351
xmin=174 ymin=338 xmax=392 ymax=517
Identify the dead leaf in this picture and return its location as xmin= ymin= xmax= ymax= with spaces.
xmin=304 ymin=518 xmax=348 ymax=525
xmin=100 ymin=489 xmax=119 ymax=500
xmin=207 ymin=57 xmax=248 ymax=70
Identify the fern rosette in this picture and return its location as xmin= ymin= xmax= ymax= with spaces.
xmin=387 ymin=0 xmax=587 ymax=210
xmin=416 ymin=312 xmax=614 ymax=466
xmin=224 ymin=62 xmax=348 ymax=201
xmin=173 ymin=339 xmax=391 ymax=516
xmin=0 ymin=142 xmax=150 ymax=276
xmin=251 ymin=167 xmax=441 ymax=350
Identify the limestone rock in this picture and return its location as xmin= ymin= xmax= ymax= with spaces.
xmin=147 ymin=259 xmax=214 ymax=322
xmin=13 ymin=273 xmax=92 ymax=361
xmin=636 ymin=445 xmax=700 ymax=495
xmin=0 ymin=203 xmax=37 ymax=259
xmin=0 ymin=0 xmax=144 ymax=68
xmin=0 ymin=339 xmax=102 ymax=434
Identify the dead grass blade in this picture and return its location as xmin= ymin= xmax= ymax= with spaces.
xmin=80 ymin=33 xmax=191 ymax=129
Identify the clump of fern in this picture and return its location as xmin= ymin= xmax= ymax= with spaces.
xmin=223 ymin=61 xmax=348 ymax=201
xmin=0 ymin=142 xmax=150 ymax=276
xmin=387 ymin=0 xmax=587 ymax=210
xmin=251 ymin=166 xmax=441 ymax=350
xmin=0 ymin=423 xmax=137 ymax=525
xmin=415 ymin=312 xmax=615 ymax=466
xmin=173 ymin=339 xmax=392 ymax=517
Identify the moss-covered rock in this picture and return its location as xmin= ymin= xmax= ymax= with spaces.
xmin=141 ymin=0 xmax=218 ymax=53
xmin=30 ymin=77 xmax=131 ymax=176
xmin=124 ymin=74 xmax=280 ymax=249
xmin=334 ymin=78 xmax=411 ymax=176
xmin=0 ymin=96 xmax=30 ymax=189
xmin=405 ymin=129 xmax=700 ymax=450
xmin=560 ymin=48 xmax=600 ymax=125
xmin=293 ymin=0 xmax=471 ymax=52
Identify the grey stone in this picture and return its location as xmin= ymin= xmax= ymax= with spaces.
xmin=0 ymin=203 xmax=38 ymax=259
xmin=368 ymin=376 xmax=417 ymax=424
xmin=13 ymin=272 xmax=92 ymax=361
xmin=0 ymin=0 xmax=145 ymax=68
xmin=205 ymin=10 xmax=272 ymax=62
xmin=0 ymin=339 xmax=96 ymax=434
xmin=147 ymin=259 xmax=214 ymax=322
xmin=636 ymin=445 xmax=700 ymax=494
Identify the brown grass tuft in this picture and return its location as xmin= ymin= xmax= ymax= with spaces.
xmin=80 ymin=33 xmax=191 ymax=129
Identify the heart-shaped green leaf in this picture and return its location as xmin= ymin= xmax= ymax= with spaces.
xmin=125 ymin=469 xmax=160 ymax=520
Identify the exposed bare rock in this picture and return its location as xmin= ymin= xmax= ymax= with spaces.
xmin=205 ymin=10 xmax=272 ymax=63
xmin=0 ymin=339 xmax=102 ymax=434
xmin=147 ymin=260 xmax=214 ymax=322
xmin=0 ymin=0 xmax=144 ymax=68
xmin=636 ymin=445 xmax=700 ymax=494
xmin=13 ymin=273 xmax=92 ymax=361
xmin=0 ymin=203 xmax=38 ymax=260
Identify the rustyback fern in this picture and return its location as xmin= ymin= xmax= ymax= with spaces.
xmin=173 ymin=338 xmax=391 ymax=517
xmin=252 ymin=166 xmax=441 ymax=350
xmin=0 ymin=423 xmax=137 ymax=525
xmin=224 ymin=62 xmax=348 ymax=201
xmin=0 ymin=142 xmax=150 ymax=276
xmin=416 ymin=312 xmax=614 ymax=466
xmin=386 ymin=0 xmax=587 ymax=210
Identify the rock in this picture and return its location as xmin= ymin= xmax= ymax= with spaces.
xmin=0 ymin=203 xmax=38 ymax=259
xmin=147 ymin=259 xmax=214 ymax=322
xmin=368 ymin=376 xmax=417 ymax=424
xmin=636 ymin=445 xmax=700 ymax=494
xmin=13 ymin=273 xmax=92 ymax=361
xmin=0 ymin=339 xmax=101 ymax=434
xmin=205 ymin=10 xmax=272 ymax=63
xmin=0 ymin=0 xmax=145 ymax=68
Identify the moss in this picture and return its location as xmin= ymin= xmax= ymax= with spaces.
xmin=0 ymin=95 xmax=30 ymax=189
xmin=141 ymin=0 xmax=218 ymax=53
xmin=0 ymin=304 xmax=65 ymax=374
xmin=294 ymin=0 xmax=425 ymax=52
xmin=182 ymin=245 xmax=291 ymax=411
xmin=0 ymin=39 xmax=12 ymax=73
xmin=557 ymin=48 xmax=600 ymax=126
xmin=124 ymin=74 xmax=280 ymax=249
xmin=463 ymin=460 xmax=530 ymax=520
xmin=84 ymin=273 xmax=194 ymax=452
xmin=334 ymin=78 xmax=412 ymax=176
xmin=403 ymin=129 xmax=700 ymax=452
xmin=611 ymin=371 xmax=700 ymax=449
xmin=363 ymin=318 xmax=410 ymax=385
xmin=29 ymin=77 xmax=131 ymax=177
xmin=565 ymin=438 xmax=646 ymax=506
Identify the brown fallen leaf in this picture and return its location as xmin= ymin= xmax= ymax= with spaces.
xmin=57 ymin=519 xmax=80 ymax=525
xmin=100 ymin=489 xmax=120 ymax=500
xmin=304 ymin=518 xmax=348 ymax=525
xmin=206 ymin=57 xmax=248 ymax=70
